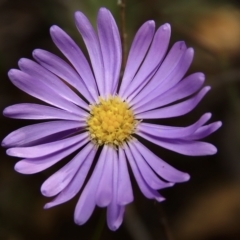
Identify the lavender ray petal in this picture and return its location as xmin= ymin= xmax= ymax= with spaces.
xmin=131 ymin=47 xmax=194 ymax=108
xmin=74 ymin=145 xmax=108 ymax=225
xmin=119 ymin=21 xmax=155 ymax=97
xmin=3 ymin=103 xmax=83 ymax=121
xmin=117 ymin=148 xmax=134 ymax=205
xmin=132 ymin=140 xmax=190 ymax=182
xmin=8 ymin=69 xmax=87 ymax=117
xmin=137 ymin=113 xmax=211 ymax=139
xmin=96 ymin=147 xmax=114 ymax=207
xmin=18 ymin=58 xmax=89 ymax=110
xmin=124 ymin=143 xmax=165 ymax=202
xmin=107 ymin=204 xmax=125 ymax=231
xmin=138 ymin=131 xmax=217 ymax=156
xmin=129 ymin=41 xmax=187 ymax=106
xmin=135 ymin=87 xmax=210 ymax=119
xmin=186 ymin=121 xmax=222 ymax=140
xmin=33 ymin=49 xmax=94 ymax=103
xmin=44 ymin=143 xmax=97 ymax=208
xmin=123 ymin=23 xmax=171 ymax=100
xmin=134 ymin=72 xmax=205 ymax=113
xmin=2 ymin=120 xmax=85 ymax=148
xmin=129 ymin=141 xmax=173 ymax=189
xmin=97 ymin=8 xmax=121 ymax=95
xmin=41 ymin=143 xmax=96 ymax=197
xmin=74 ymin=11 xmax=105 ymax=96
xmin=107 ymin=155 xmax=125 ymax=231
xmin=14 ymin=138 xmax=89 ymax=174
xmin=7 ymin=132 xmax=89 ymax=158
xmin=50 ymin=25 xmax=99 ymax=101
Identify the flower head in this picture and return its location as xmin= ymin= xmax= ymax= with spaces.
xmin=2 ymin=8 xmax=221 ymax=231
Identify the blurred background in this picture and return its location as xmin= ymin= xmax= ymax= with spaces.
xmin=0 ymin=0 xmax=240 ymax=239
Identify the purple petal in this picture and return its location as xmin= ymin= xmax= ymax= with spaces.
xmin=2 ymin=120 xmax=85 ymax=148
xmin=7 ymin=132 xmax=89 ymax=158
xmin=96 ymin=147 xmax=114 ymax=207
xmin=138 ymin=131 xmax=217 ymax=156
xmin=129 ymin=141 xmax=173 ymax=189
xmin=135 ymin=87 xmax=210 ymax=119
xmin=18 ymin=58 xmax=89 ymax=110
xmin=74 ymin=145 xmax=108 ymax=225
xmin=123 ymin=23 xmax=171 ymax=100
xmin=74 ymin=11 xmax=105 ymax=97
xmin=124 ymin=143 xmax=165 ymax=201
xmin=33 ymin=49 xmax=94 ymax=103
xmin=132 ymin=140 xmax=190 ymax=182
xmin=107 ymin=203 xmax=125 ymax=231
xmin=119 ymin=21 xmax=155 ymax=97
xmin=117 ymin=148 xmax=134 ymax=205
xmin=186 ymin=121 xmax=222 ymax=140
xmin=107 ymin=154 xmax=125 ymax=231
xmin=3 ymin=103 xmax=82 ymax=121
xmin=14 ymin=137 xmax=89 ymax=174
xmin=41 ymin=143 xmax=96 ymax=197
xmin=134 ymin=72 xmax=205 ymax=113
xmin=50 ymin=25 xmax=99 ymax=100
xmin=8 ymin=69 xmax=87 ymax=117
xmin=130 ymin=41 xmax=187 ymax=106
xmin=97 ymin=8 xmax=121 ymax=95
xmin=137 ymin=113 xmax=211 ymax=139
xmin=44 ymin=142 xmax=97 ymax=208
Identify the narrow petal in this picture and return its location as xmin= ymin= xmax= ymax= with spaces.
xmin=130 ymin=41 xmax=187 ymax=106
xmin=131 ymin=47 xmax=194 ymax=107
xmin=3 ymin=104 xmax=82 ymax=121
xmin=137 ymin=113 xmax=211 ymax=139
xmin=96 ymin=147 xmax=114 ymax=207
xmin=107 ymin=204 xmax=125 ymax=231
xmin=50 ymin=25 xmax=99 ymax=100
xmin=7 ymin=132 xmax=89 ymax=158
xmin=107 ymin=154 xmax=125 ymax=231
xmin=138 ymin=131 xmax=217 ymax=156
xmin=74 ymin=11 xmax=105 ymax=97
xmin=134 ymin=72 xmax=205 ymax=113
xmin=44 ymin=143 xmax=97 ymax=208
xmin=18 ymin=58 xmax=89 ymax=110
xmin=124 ymin=143 xmax=165 ymax=201
xmin=123 ymin=23 xmax=171 ymax=100
xmin=119 ymin=21 xmax=155 ymax=97
xmin=132 ymin=140 xmax=190 ymax=182
xmin=186 ymin=121 xmax=222 ymax=140
xmin=2 ymin=120 xmax=85 ymax=147
xmin=8 ymin=69 xmax=87 ymax=117
xmin=33 ymin=49 xmax=94 ymax=103
xmin=97 ymin=8 xmax=121 ymax=95
xmin=129 ymin=141 xmax=173 ymax=189
xmin=117 ymin=148 xmax=134 ymax=205
xmin=14 ymin=138 xmax=89 ymax=174
xmin=74 ymin=145 xmax=108 ymax=225
xmin=135 ymin=87 xmax=210 ymax=119
xmin=41 ymin=143 xmax=95 ymax=197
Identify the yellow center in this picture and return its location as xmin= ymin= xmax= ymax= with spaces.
xmin=87 ymin=96 xmax=137 ymax=146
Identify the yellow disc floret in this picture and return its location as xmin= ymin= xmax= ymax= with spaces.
xmin=87 ymin=96 xmax=137 ymax=146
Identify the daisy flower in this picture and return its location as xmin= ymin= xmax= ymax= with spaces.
xmin=2 ymin=8 xmax=221 ymax=231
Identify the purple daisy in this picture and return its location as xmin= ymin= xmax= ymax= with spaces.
xmin=2 ymin=8 xmax=221 ymax=231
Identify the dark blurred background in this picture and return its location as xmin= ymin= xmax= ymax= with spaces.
xmin=0 ymin=0 xmax=240 ymax=239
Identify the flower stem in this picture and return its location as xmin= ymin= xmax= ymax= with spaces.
xmin=118 ymin=0 xmax=127 ymax=74
xmin=158 ymin=205 xmax=174 ymax=240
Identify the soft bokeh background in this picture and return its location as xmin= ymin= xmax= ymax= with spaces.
xmin=0 ymin=0 xmax=240 ymax=239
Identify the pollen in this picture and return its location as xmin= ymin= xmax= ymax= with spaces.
xmin=87 ymin=96 xmax=138 ymax=146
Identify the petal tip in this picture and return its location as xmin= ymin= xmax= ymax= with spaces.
xmin=184 ymin=173 xmax=191 ymax=182
xmin=162 ymin=23 xmax=170 ymax=31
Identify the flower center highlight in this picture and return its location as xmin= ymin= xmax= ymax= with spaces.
xmin=87 ymin=96 xmax=137 ymax=146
